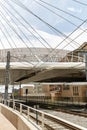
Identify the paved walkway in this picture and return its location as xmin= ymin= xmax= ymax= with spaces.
xmin=0 ymin=113 xmax=17 ymax=130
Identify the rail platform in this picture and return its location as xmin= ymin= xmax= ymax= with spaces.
xmin=0 ymin=113 xmax=17 ymax=130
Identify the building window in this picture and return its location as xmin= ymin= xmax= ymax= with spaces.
xmin=50 ymin=85 xmax=61 ymax=92
xmin=73 ymin=86 xmax=79 ymax=96
xmin=63 ymin=85 xmax=70 ymax=90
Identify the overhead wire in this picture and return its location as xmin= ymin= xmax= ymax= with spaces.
xmin=3 ymin=0 xmax=86 ymax=50
xmin=10 ymin=1 xmax=86 ymax=79
xmin=0 ymin=5 xmax=35 ymax=65
xmin=0 ymin=0 xmax=86 ymax=71
xmin=0 ymin=0 xmax=48 ymax=68
xmin=0 ymin=3 xmax=24 ymax=60
xmin=7 ymin=0 xmax=87 ymax=68
xmin=7 ymin=0 xmax=84 ymax=62
xmin=0 ymin=15 xmax=18 ymax=49
xmin=35 ymin=0 xmax=86 ymax=67
xmin=34 ymin=0 xmax=81 ymax=48
xmin=34 ymin=0 xmax=87 ymax=47
xmin=0 ymin=20 xmax=13 ymax=49
xmin=3 ymin=0 xmax=56 ymax=64
xmin=36 ymin=0 xmax=84 ymax=22
xmin=0 ymin=0 xmax=55 ymax=66
xmin=4 ymin=0 xmax=52 ymax=49
xmin=35 ymin=1 xmax=78 ymax=28
xmin=34 ymin=0 xmax=87 ymax=55
xmin=72 ymin=0 xmax=87 ymax=6
xmin=34 ymin=1 xmax=87 ymax=68
xmin=3 ymin=0 xmax=75 ymax=64
xmin=8 ymin=0 xmax=78 ymax=44
xmin=37 ymin=19 xmax=87 ymax=64
xmin=0 ymin=18 xmax=19 ymax=61
xmin=1 ymin=1 xmax=53 ymax=63
xmin=0 ymin=0 xmax=85 ymax=84
xmin=10 ymin=55 xmax=35 ymax=66
xmin=35 ymin=0 xmax=87 ymax=62
xmin=10 ymin=0 xmax=87 ymax=78
xmin=0 ymin=0 xmax=80 ymax=52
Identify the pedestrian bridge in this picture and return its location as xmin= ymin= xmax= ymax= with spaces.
xmin=0 ymin=61 xmax=86 ymax=84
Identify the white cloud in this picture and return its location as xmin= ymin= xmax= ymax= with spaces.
xmin=67 ymin=7 xmax=82 ymax=13
xmin=36 ymin=27 xmax=87 ymax=51
xmin=23 ymin=0 xmax=28 ymax=4
xmin=6 ymin=16 xmax=11 ymax=21
xmin=0 ymin=27 xmax=86 ymax=51
xmin=69 ymin=27 xmax=87 ymax=45
xmin=68 ymin=7 xmax=75 ymax=12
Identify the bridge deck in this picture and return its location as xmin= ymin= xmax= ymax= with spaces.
xmin=0 ymin=113 xmax=16 ymax=130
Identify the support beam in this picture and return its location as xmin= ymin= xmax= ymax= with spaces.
xmin=4 ymin=51 xmax=10 ymax=104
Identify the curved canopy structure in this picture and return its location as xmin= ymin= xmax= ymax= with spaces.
xmin=0 ymin=61 xmax=86 ymax=84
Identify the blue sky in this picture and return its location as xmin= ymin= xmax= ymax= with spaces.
xmin=21 ymin=0 xmax=87 ymax=32
xmin=0 ymin=0 xmax=87 ymax=50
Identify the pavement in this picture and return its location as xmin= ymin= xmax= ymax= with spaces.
xmin=0 ymin=113 xmax=17 ymax=130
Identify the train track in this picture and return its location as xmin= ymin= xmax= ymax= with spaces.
xmin=41 ymin=108 xmax=87 ymax=129
xmin=55 ymin=108 xmax=87 ymax=117
xmin=12 ymin=102 xmax=86 ymax=130
xmin=22 ymin=109 xmax=84 ymax=130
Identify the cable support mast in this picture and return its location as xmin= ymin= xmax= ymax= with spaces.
xmin=4 ymin=51 xmax=10 ymax=104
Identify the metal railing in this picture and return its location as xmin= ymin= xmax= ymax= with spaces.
xmin=14 ymin=96 xmax=87 ymax=106
xmin=1 ymin=99 xmax=43 ymax=130
xmin=1 ymin=99 xmax=86 ymax=130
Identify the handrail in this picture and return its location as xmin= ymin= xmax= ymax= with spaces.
xmin=1 ymin=99 xmax=86 ymax=130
